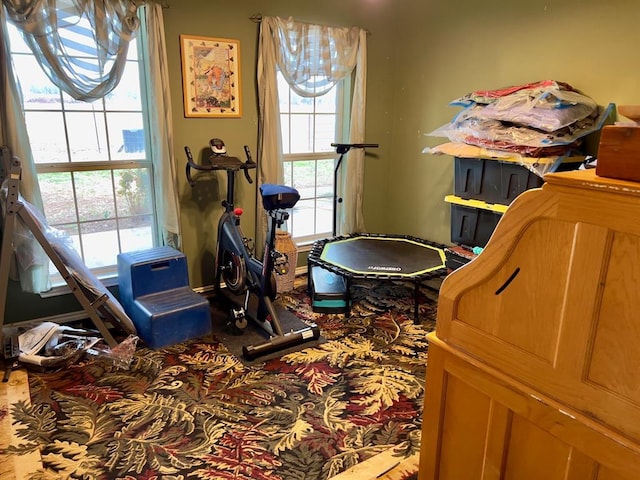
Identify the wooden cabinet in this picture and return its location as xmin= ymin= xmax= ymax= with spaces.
xmin=420 ymin=169 xmax=640 ymax=480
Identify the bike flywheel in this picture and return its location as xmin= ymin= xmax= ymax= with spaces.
xmin=221 ymin=249 xmax=247 ymax=295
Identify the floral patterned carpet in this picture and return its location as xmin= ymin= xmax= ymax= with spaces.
xmin=1 ymin=278 xmax=437 ymax=479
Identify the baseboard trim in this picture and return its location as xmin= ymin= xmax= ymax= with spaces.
xmin=192 ymin=285 xmax=217 ymax=297
xmin=3 ymin=310 xmax=91 ymax=331
xmin=7 ymin=266 xmax=312 ymax=330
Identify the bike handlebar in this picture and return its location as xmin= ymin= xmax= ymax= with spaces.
xmin=185 ymin=145 xmax=256 ymax=187
xmin=243 ymin=145 xmax=254 ymax=184
xmin=331 ymin=143 xmax=379 ymax=154
xmin=331 ymin=143 xmax=379 ymax=149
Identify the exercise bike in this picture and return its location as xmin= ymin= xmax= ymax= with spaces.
xmin=185 ymin=139 xmax=320 ymax=360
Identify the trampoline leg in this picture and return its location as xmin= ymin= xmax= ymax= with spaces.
xmin=345 ymin=277 xmax=352 ymax=318
xmin=414 ymin=281 xmax=420 ymax=324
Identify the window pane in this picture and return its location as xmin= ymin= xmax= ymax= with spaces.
xmin=283 ymin=160 xmax=292 ymax=184
xmin=291 ymin=160 xmax=316 ymax=198
xmin=14 ymin=55 xmax=62 ymax=110
xmin=25 ymin=111 xmax=69 ymax=164
xmin=80 ymin=219 xmax=118 ymax=269
xmin=74 ymin=170 xmax=116 ymax=222
xmin=316 ymin=197 xmax=333 ymax=234
xmin=39 ymin=172 xmax=77 ymax=224
xmin=115 ymin=168 xmax=153 ymax=217
xmin=317 ymin=159 xmax=334 ymax=197
xmin=66 ymin=111 xmax=110 ymax=161
xmin=108 ymin=112 xmax=146 ymax=159
xmin=280 ymin=114 xmax=290 ymax=154
xmin=290 ymin=90 xmax=313 ymax=113
xmin=104 ymin=61 xmax=142 ymax=111
xmin=291 ymin=199 xmax=315 ymax=238
xmin=290 ymin=114 xmax=313 ymax=153
xmin=61 ymin=92 xmax=103 ymax=111
xmin=119 ymin=215 xmax=154 ymax=253
xmin=315 ymin=114 xmax=336 ymax=152
xmin=316 ymin=87 xmax=337 ymax=113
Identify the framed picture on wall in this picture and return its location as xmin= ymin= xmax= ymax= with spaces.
xmin=179 ymin=34 xmax=242 ymax=118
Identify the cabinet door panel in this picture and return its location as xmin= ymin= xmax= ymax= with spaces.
xmin=438 ymin=375 xmax=491 ymax=480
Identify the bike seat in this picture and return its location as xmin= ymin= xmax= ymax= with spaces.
xmin=260 ymin=184 xmax=300 ymax=210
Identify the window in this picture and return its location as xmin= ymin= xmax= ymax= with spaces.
xmin=7 ymin=20 xmax=156 ymax=285
xmin=278 ymin=72 xmax=349 ymax=245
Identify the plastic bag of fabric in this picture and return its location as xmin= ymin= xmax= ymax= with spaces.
xmin=473 ymin=89 xmax=597 ymax=132
xmin=427 ymin=103 xmax=613 ymax=148
xmin=448 ymin=80 xmax=597 ymax=133
xmin=450 ymin=80 xmax=580 ymax=107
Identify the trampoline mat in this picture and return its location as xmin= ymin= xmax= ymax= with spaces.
xmin=319 ymin=236 xmax=446 ymax=277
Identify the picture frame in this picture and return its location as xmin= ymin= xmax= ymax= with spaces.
xmin=180 ymin=34 xmax=241 ymax=118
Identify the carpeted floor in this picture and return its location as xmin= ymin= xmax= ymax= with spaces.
xmin=0 ymin=277 xmax=437 ymax=479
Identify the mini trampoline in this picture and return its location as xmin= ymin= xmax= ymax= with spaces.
xmin=307 ymin=233 xmax=448 ymax=323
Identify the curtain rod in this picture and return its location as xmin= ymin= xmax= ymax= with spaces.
xmin=249 ymin=13 xmax=370 ymax=35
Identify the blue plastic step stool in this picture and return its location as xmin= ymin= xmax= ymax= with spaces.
xmin=117 ymin=246 xmax=211 ymax=349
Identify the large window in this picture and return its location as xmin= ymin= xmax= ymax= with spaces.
xmin=7 ymin=21 xmax=156 ymax=285
xmin=278 ymin=72 xmax=349 ymax=245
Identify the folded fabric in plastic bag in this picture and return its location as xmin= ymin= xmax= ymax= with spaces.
xmin=461 ymin=136 xmax=578 ymax=157
xmin=422 ymin=141 xmax=588 ymax=177
xmin=473 ymin=89 xmax=597 ymax=132
xmin=446 ymin=79 xmax=599 ymax=133
xmin=428 ymin=103 xmax=613 ymax=148
xmin=450 ymin=80 xmax=580 ymax=107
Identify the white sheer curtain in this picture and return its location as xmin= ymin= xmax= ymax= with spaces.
xmin=0 ymin=6 xmax=49 ymax=293
xmin=142 ymin=4 xmax=181 ymax=249
xmin=257 ymin=16 xmax=368 ymax=243
xmin=0 ymin=1 xmax=180 ymax=293
xmin=3 ymin=0 xmax=140 ymax=101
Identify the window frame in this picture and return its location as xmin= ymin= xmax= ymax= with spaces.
xmin=6 ymin=17 xmax=159 ymax=288
xmin=279 ymin=73 xmax=351 ymax=246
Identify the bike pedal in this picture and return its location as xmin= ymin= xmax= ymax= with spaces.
xmin=230 ymin=308 xmax=248 ymax=330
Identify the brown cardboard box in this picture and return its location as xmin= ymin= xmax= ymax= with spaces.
xmin=596 ymin=125 xmax=640 ymax=182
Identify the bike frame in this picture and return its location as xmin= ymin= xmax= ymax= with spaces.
xmin=185 ymin=143 xmax=320 ymax=359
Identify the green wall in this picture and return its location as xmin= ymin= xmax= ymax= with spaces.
xmin=163 ymin=0 xmax=398 ymax=287
xmin=387 ymin=0 xmax=640 ymax=245
xmin=5 ymin=0 xmax=640 ymax=323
